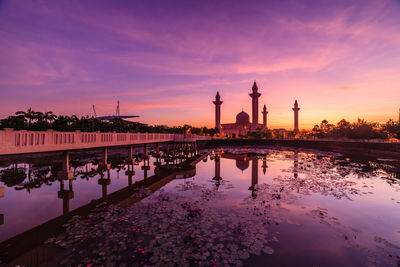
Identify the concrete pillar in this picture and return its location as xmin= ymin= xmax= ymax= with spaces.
xmin=98 ymin=169 xmax=111 ymax=200
xmin=99 ymin=147 xmax=111 ymax=170
xmin=0 ymin=186 xmax=4 ymax=225
xmin=129 ymin=145 xmax=133 ymax=161
xmin=144 ymin=144 xmax=148 ymax=158
xmin=262 ymin=155 xmax=268 ymax=175
xmin=57 ymin=179 xmax=74 ymax=215
xmin=62 ymin=151 xmax=69 ymax=171
xmin=156 ymin=143 xmax=160 ymax=154
xmin=141 ymin=158 xmax=150 ymax=179
xmin=249 ymin=81 xmax=261 ymax=125
xmin=125 ymin=163 xmax=135 ymax=187
xmin=57 ymin=151 xmax=74 ymax=180
xmin=293 ymin=100 xmax=300 ymax=133
xmin=213 ymin=91 xmax=223 ymax=130
xmin=104 ymin=147 xmax=108 ymax=163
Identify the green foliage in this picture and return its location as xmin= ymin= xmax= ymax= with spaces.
xmin=2 ymin=108 xmax=399 ymax=140
xmin=383 ymin=119 xmax=400 ymax=139
xmin=0 ymin=167 xmax=26 ymax=187
xmin=311 ymin=118 xmax=392 ymax=139
xmin=0 ymin=109 xmax=219 ymax=135
xmin=0 ymin=115 xmax=27 ymax=130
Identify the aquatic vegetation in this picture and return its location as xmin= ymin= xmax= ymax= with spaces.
xmin=46 ymin=148 xmax=400 ymax=266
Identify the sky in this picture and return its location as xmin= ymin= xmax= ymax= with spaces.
xmin=0 ymin=0 xmax=400 ymax=129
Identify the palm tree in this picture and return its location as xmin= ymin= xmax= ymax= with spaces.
xmin=43 ymin=111 xmax=57 ymax=124
xmin=16 ymin=107 xmax=37 ymax=130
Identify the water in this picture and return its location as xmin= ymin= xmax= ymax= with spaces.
xmin=0 ymin=148 xmax=160 ymax=242
xmin=1 ymin=147 xmax=400 ymax=266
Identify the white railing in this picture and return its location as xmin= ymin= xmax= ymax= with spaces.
xmin=0 ymin=129 xmax=212 ymax=155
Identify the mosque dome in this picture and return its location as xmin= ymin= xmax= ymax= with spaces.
xmin=236 ymin=159 xmax=249 ymax=171
xmin=236 ymin=111 xmax=250 ymax=124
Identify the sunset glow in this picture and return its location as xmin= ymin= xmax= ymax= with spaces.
xmin=1 ymin=0 xmax=400 ymax=129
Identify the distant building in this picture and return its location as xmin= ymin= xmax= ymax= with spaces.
xmin=213 ymin=82 xmax=268 ymax=136
xmin=292 ymin=100 xmax=300 ymax=133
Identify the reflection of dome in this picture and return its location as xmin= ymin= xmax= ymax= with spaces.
xmin=235 ymin=159 xmax=249 ymax=171
xmin=236 ymin=111 xmax=250 ymax=124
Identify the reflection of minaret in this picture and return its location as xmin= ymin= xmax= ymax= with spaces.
xmin=213 ymin=156 xmax=222 ymax=189
xmin=213 ymin=92 xmax=223 ymax=130
xmin=249 ymin=158 xmax=259 ymax=198
xmin=262 ymin=105 xmax=268 ymax=129
xmin=262 ymin=155 xmax=268 ymax=175
xmin=249 ymin=81 xmax=261 ymax=125
xmin=57 ymin=179 xmax=74 ymax=215
xmin=293 ymin=100 xmax=300 ymax=133
xmin=294 ymin=150 xmax=298 ymax=179
xmin=0 ymin=186 xmax=4 ymax=225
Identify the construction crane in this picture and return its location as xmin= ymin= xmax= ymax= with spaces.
xmin=116 ymin=100 xmax=120 ymax=116
xmin=92 ymin=101 xmax=139 ymax=120
xmin=92 ymin=104 xmax=97 ymax=118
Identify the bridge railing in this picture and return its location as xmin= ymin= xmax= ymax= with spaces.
xmin=0 ymin=129 xmax=211 ymax=155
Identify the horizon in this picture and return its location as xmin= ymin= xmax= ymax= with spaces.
xmin=1 ymin=0 xmax=400 ymax=129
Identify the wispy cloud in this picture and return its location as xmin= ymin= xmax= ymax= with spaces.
xmin=1 ymin=0 xmax=400 ymax=127
xmin=333 ymin=86 xmax=353 ymax=91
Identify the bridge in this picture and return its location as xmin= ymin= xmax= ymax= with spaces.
xmin=0 ymin=128 xmax=211 ymax=156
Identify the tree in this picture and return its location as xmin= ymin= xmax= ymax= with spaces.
xmin=15 ymin=107 xmax=39 ymax=130
xmin=43 ymin=111 xmax=57 ymax=123
xmin=348 ymin=119 xmax=386 ymax=139
xmin=0 ymin=115 xmax=27 ymax=130
xmin=333 ymin=119 xmax=351 ymax=138
xmin=383 ymin=119 xmax=400 ymax=139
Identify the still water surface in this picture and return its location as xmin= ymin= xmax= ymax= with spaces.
xmin=0 ymin=149 xmax=159 ymax=242
xmin=1 ymin=147 xmax=400 ymax=266
xmin=56 ymin=147 xmax=399 ymax=266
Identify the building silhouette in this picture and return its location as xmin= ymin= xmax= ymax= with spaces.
xmin=214 ymin=81 xmax=268 ymax=136
xmin=293 ymin=100 xmax=300 ymax=133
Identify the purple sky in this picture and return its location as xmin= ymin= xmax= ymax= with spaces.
xmin=1 ymin=0 xmax=400 ymax=129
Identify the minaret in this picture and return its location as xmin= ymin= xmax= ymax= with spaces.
xmin=213 ymin=92 xmax=223 ymax=130
xmin=262 ymin=104 xmax=268 ymax=129
xmin=249 ymin=81 xmax=261 ymax=125
xmin=292 ymin=100 xmax=300 ymax=133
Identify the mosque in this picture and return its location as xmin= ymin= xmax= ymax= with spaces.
xmin=213 ymin=81 xmax=300 ymax=136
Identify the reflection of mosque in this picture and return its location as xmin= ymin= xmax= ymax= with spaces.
xmin=212 ymin=153 xmax=269 ymax=198
xmin=211 ymin=152 xmax=304 ymax=198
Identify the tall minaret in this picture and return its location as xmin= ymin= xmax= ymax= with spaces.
xmin=293 ymin=100 xmax=300 ymax=133
xmin=249 ymin=81 xmax=261 ymax=125
xmin=213 ymin=92 xmax=223 ymax=130
xmin=262 ymin=104 xmax=268 ymax=129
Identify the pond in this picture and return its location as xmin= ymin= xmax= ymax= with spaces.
xmin=45 ymin=147 xmax=400 ymax=266
xmin=0 ymin=148 xmax=162 ymax=243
